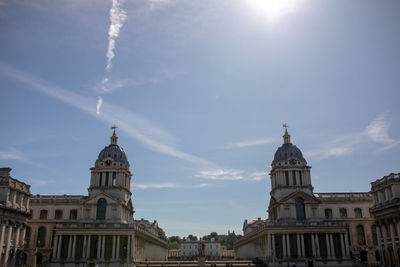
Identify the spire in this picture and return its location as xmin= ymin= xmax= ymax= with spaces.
xmin=282 ymin=124 xmax=291 ymax=144
xmin=111 ymin=125 xmax=118 ymax=145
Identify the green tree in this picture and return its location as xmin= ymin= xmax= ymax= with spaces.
xmin=158 ymin=227 xmax=168 ymax=242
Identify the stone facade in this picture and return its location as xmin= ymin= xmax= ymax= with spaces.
xmin=370 ymin=172 xmax=400 ymax=265
xmin=0 ymin=168 xmax=31 ymax=266
xmin=235 ymin=129 xmax=379 ymax=266
xmin=24 ymin=129 xmax=168 ymax=266
xmin=181 ymin=240 xmax=221 ymax=259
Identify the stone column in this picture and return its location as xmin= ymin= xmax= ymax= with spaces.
xmin=127 ymin=234 xmax=131 ymax=261
xmin=271 ymin=234 xmax=276 ymax=261
xmin=376 ymin=226 xmax=384 ymax=264
xmin=3 ymin=225 xmax=13 ymax=263
xmin=315 ymin=234 xmax=320 ymax=258
xmin=390 ymin=223 xmax=398 ymax=262
xmin=311 ymin=234 xmax=316 ymax=257
xmin=340 ymin=233 xmax=345 ymax=258
xmin=267 ymin=233 xmax=272 ymax=257
xmin=15 ymin=226 xmax=20 ymax=249
xmin=116 ymin=235 xmax=120 ymax=259
xmin=52 ymin=235 xmax=59 ymax=259
xmin=329 ymin=234 xmax=335 ymax=258
xmin=131 ymin=234 xmax=135 ymax=261
xmin=301 ymin=234 xmax=305 ymax=257
xmin=87 ymin=235 xmax=91 ymax=259
xmin=97 ymin=235 xmax=102 ymax=258
xmin=286 ymin=234 xmax=291 ymax=257
xmin=0 ymin=224 xmax=6 ymax=262
xmin=344 ymin=232 xmax=350 ymax=257
xmin=72 ymin=235 xmax=77 ymax=259
xmin=20 ymin=227 xmax=26 ymax=248
xmin=82 ymin=235 xmax=87 ymax=258
xmin=297 ymin=234 xmax=301 ymax=257
xmin=325 ymin=233 xmax=331 ymax=258
xmin=56 ymin=235 xmax=63 ymax=259
xmin=112 ymin=235 xmax=116 ymax=259
xmin=101 ymin=235 xmax=106 ymax=260
xmin=68 ymin=235 xmax=73 ymax=259
xmin=282 ymin=234 xmax=287 ymax=257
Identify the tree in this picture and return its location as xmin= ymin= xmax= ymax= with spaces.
xmin=187 ymin=234 xmax=198 ymax=241
xmin=169 ymin=241 xmax=180 ymax=249
xmin=158 ymin=227 xmax=168 ymax=242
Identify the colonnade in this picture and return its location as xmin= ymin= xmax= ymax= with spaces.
xmin=376 ymin=220 xmax=400 ymax=265
xmin=0 ymin=222 xmax=27 ymax=264
xmin=51 ymin=233 xmax=135 ymax=262
xmin=266 ymin=232 xmax=350 ymax=260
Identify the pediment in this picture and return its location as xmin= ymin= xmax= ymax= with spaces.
xmin=83 ymin=191 xmax=120 ymax=205
xmin=279 ymin=190 xmax=320 ymax=204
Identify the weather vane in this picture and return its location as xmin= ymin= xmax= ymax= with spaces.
xmin=112 ymin=125 xmax=118 ymax=135
xmin=282 ymin=123 xmax=288 ymax=130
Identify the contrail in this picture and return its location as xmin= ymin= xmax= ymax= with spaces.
xmin=105 ymin=0 xmax=127 ymax=72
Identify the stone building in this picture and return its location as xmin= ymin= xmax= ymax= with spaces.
xmin=370 ymin=172 xmax=400 ymax=265
xmin=0 ymin=168 xmax=31 ymax=266
xmin=25 ymin=129 xmax=168 ymax=266
xmin=181 ymin=239 xmax=221 ymax=259
xmin=235 ymin=128 xmax=379 ymax=266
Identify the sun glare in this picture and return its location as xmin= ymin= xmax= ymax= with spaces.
xmin=248 ymin=0 xmax=299 ymax=21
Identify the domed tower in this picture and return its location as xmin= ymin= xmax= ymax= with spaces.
xmin=89 ymin=127 xmax=133 ymax=205
xmin=269 ymin=126 xmax=313 ymax=202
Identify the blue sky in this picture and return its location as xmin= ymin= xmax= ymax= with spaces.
xmin=0 ymin=0 xmax=399 ymax=237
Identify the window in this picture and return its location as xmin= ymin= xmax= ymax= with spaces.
xmin=339 ymin=208 xmax=347 ymax=219
xmin=96 ymin=198 xmax=107 ymax=220
xmin=39 ymin=210 xmax=48 ymax=220
xmin=112 ymin=172 xmax=116 ymax=186
xmin=292 ymin=171 xmax=296 ymax=185
xmin=37 ymin=226 xmax=46 ymax=247
xmin=355 ymin=208 xmax=363 ymax=218
xmin=296 ymin=197 xmax=305 ymax=220
xmin=24 ymin=226 xmax=31 ymax=248
xmin=285 ymin=171 xmax=289 ymax=186
xmin=325 ymin=208 xmax=332 ymax=219
xmin=299 ymin=171 xmax=303 ymax=185
xmin=356 ymin=225 xmax=366 ymax=245
xmin=55 ymin=210 xmax=63 ymax=220
xmin=372 ymin=225 xmax=378 ymax=246
xmin=99 ymin=172 xmax=103 ymax=186
xmin=70 ymin=209 xmax=78 ymax=220
xmin=105 ymin=172 xmax=109 ymax=186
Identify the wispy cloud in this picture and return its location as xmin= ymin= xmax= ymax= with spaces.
xmin=135 ymin=183 xmax=211 ymax=190
xmin=196 ymin=169 xmax=267 ymax=181
xmin=225 ymin=137 xmax=278 ymax=149
xmin=0 ymin=62 xmax=214 ymax=168
xmin=305 ymin=113 xmax=399 ymax=159
xmin=105 ymin=0 xmax=127 ymax=72
xmin=0 ymin=147 xmax=23 ymax=160
xmin=96 ymin=96 xmax=103 ymax=115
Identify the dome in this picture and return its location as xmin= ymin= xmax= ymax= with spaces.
xmin=96 ymin=144 xmax=128 ymax=163
xmin=273 ymin=143 xmax=306 ymax=163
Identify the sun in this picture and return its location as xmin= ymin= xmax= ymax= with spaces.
xmin=248 ymin=0 xmax=299 ymax=21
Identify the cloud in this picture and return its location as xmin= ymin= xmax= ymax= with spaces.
xmin=225 ymin=137 xmax=278 ymax=149
xmin=0 ymin=62 xmax=214 ymax=168
xmin=364 ymin=113 xmax=400 ymax=150
xmin=196 ymin=169 xmax=267 ymax=181
xmin=0 ymin=147 xmax=23 ymax=160
xmin=96 ymin=96 xmax=103 ymax=115
xmin=135 ymin=183 xmax=211 ymax=190
xmin=105 ymin=0 xmax=127 ymax=72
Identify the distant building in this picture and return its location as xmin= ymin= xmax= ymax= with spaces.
xmin=235 ymin=128 xmax=379 ymax=266
xmin=23 ymin=129 xmax=167 ymax=266
xmin=0 ymin=167 xmax=31 ymax=266
xmin=181 ymin=239 xmax=221 ymax=260
xmin=370 ymin=172 xmax=400 ymax=265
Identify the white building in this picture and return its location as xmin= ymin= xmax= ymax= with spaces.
xmin=235 ymin=128 xmax=379 ymax=266
xmin=181 ymin=239 xmax=221 ymax=259
xmin=24 ymin=129 xmax=168 ymax=266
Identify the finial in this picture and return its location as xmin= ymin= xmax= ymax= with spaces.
xmin=282 ymin=123 xmax=291 ymax=144
xmin=111 ymin=125 xmax=118 ymax=145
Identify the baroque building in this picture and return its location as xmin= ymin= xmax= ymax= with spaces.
xmin=24 ymin=129 xmax=168 ymax=266
xmin=235 ymin=128 xmax=379 ymax=266
xmin=0 ymin=168 xmax=31 ymax=266
xmin=370 ymin=172 xmax=400 ymax=265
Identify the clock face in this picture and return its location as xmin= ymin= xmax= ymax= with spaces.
xmin=289 ymin=159 xmax=296 ymax=165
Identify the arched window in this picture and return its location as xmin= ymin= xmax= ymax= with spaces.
xmin=99 ymin=172 xmax=103 ymax=186
xmin=357 ymin=224 xmax=366 ymax=245
xmin=96 ymin=198 xmax=107 ymax=220
xmin=292 ymin=171 xmax=296 ymax=185
xmin=37 ymin=227 xmax=46 ymax=248
xmin=299 ymin=171 xmax=303 ymax=185
xmin=285 ymin=171 xmax=289 ymax=186
xmin=296 ymin=197 xmax=306 ymax=220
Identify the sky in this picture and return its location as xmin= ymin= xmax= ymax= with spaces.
xmin=0 ymin=0 xmax=399 ymax=237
